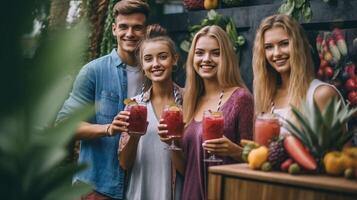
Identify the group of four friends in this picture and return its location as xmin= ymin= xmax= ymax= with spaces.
xmin=55 ymin=0 xmax=343 ymax=199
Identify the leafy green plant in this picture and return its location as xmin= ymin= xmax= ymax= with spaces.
xmin=180 ymin=10 xmax=245 ymax=55
xmin=0 ymin=1 xmax=93 ymax=199
xmin=278 ymin=0 xmax=312 ymax=21
xmin=278 ymin=0 xmax=336 ymax=22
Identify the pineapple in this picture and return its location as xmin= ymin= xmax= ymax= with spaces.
xmin=284 ymin=97 xmax=357 ymax=162
xmin=268 ymin=136 xmax=288 ymax=170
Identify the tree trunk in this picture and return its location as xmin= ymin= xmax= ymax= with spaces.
xmin=48 ymin=0 xmax=70 ymax=30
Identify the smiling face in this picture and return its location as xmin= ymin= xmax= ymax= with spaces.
xmin=141 ymin=41 xmax=177 ymax=83
xmin=112 ymin=13 xmax=146 ymax=54
xmin=263 ymin=27 xmax=291 ymax=75
xmin=193 ymin=35 xmax=220 ymax=80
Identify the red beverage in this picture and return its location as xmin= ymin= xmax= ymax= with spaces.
xmin=161 ymin=106 xmax=184 ymax=138
xmin=125 ymin=104 xmax=147 ymax=135
xmin=202 ymin=111 xmax=224 ymax=141
xmin=254 ymin=113 xmax=280 ymax=146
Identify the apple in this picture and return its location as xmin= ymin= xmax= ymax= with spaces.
xmin=345 ymin=78 xmax=357 ymax=91
xmin=324 ymin=66 xmax=334 ymax=78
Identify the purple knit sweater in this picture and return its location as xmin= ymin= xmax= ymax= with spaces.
xmin=181 ymin=88 xmax=254 ymax=200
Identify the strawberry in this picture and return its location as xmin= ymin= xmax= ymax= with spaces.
xmin=283 ymin=135 xmax=317 ymax=171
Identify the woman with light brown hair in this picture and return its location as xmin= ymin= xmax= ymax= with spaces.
xmin=159 ymin=25 xmax=254 ymax=200
xmin=252 ymin=14 xmax=342 ymax=134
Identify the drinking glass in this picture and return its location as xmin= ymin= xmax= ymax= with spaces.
xmin=254 ymin=113 xmax=280 ymax=146
xmin=202 ymin=110 xmax=224 ymax=162
xmin=161 ymin=105 xmax=184 ymax=150
xmin=125 ymin=103 xmax=148 ymax=135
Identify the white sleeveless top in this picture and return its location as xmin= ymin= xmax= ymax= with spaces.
xmin=273 ymin=79 xmax=344 ymax=136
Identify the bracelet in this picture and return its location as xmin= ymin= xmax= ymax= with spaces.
xmin=106 ymin=124 xmax=111 ymax=137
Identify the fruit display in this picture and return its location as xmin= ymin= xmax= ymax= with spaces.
xmin=315 ymin=28 xmax=357 ymax=124
xmin=241 ymin=98 xmax=357 ymax=179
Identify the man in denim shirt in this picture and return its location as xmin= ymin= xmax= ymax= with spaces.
xmin=56 ymin=0 xmax=149 ymax=199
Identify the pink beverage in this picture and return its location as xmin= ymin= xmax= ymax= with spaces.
xmin=254 ymin=113 xmax=280 ymax=146
xmin=202 ymin=111 xmax=224 ymax=141
xmin=125 ymin=104 xmax=147 ymax=135
xmin=161 ymin=106 xmax=184 ymax=138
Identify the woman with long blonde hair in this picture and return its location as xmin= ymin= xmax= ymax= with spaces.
xmin=159 ymin=25 xmax=253 ymax=200
xmin=253 ymin=14 xmax=341 ymax=134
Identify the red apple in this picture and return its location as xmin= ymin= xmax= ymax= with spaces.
xmin=345 ymin=78 xmax=357 ymax=91
xmin=324 ymin=66 xmax=334 ymax=78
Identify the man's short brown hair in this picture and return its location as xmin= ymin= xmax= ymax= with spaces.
xmin=113 ymin=0 xmax=150 ymax=20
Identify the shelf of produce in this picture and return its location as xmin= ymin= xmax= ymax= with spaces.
xmin=208 ymin=163 xmax=357 ymax=200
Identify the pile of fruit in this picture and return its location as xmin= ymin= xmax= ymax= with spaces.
xmin=315 ymin=28 xmax=357 ymax=109
xmin=242 ymin=98 xmax=357 ymax=180
xmin=241 ymin=138 xmax=357 ymax=179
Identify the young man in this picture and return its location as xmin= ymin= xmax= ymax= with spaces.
xmin=56 ymin=0 xmax=150 ymax=199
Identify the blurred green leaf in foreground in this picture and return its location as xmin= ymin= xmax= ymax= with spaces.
xmin=0 ymin=1 xmax=93 ymax=199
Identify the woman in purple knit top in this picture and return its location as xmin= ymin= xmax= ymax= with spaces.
xmin=159 ymin=25 xmax=254 ymax=200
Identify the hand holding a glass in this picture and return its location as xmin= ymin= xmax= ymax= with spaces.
xmin=123 ymin=98 xmax=148 ymax=136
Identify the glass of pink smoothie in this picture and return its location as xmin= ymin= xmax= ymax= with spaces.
xmin=202 ymin=110 xmax=224 ymax=162
xmin=254 ymin=113 xmax=280 ymax=146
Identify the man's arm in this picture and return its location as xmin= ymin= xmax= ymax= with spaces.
xmin=75 ymin=122 xmax=109 ymax=140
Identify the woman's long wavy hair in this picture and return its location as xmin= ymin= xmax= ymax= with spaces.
xmin=183 ymin=25 xmax=246 ymax=124
xmin=252 ymin=14 xmax=314 ymax=114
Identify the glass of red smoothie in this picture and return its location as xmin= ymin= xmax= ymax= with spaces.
xmin=202 ymin=110 xmax=224 ymax=162
xmin=125 ymin=103 xmax=148 ymax=135
xmin=161 ymin=105 xmax=184 ymax=150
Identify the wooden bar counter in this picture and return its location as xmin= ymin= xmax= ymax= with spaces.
xmin=208 ymin=164 xmax=357 ymax=200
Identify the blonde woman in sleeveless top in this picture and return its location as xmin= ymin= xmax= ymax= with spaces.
xmin=252 ymin=14 xmax=342 ymax=136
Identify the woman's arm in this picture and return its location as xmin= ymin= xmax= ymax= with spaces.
xmin=119 ymin=133 xmax=141 ymax=170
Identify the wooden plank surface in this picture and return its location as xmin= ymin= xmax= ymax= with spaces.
xmin=209 ymin=163 xmax=357 ymax=194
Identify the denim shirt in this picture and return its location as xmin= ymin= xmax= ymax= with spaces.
xmin=56 ymin=49 xmax=129 ymax=199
